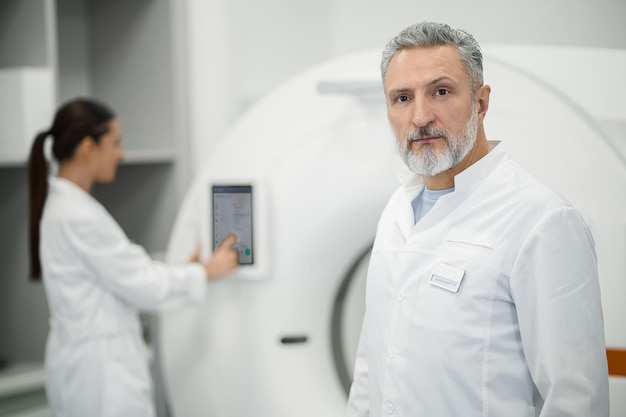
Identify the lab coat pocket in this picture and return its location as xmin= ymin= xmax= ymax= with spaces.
xmin=434 ymin=229 xmax=496 ymax=290
xmin=436 ymin=230 xmax=499 ymax=296
xmin=443 ymin=228 xmax=494 ymax=253
xmin=412 ymin=230 xmax=503 ymax=337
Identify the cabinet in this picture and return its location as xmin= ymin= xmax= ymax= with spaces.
xmin=0 ymin=0 xmax=190 ymax=414
xmin=0 ymin=0 xmax=54 ymax=165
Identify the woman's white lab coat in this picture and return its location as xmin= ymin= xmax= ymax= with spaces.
xmin=40 ymin=177 xmax=206 ymax=417
xmin=347 ymin=146 xmax=609 ymax=416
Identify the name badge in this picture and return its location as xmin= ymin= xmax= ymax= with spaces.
xmin=429 ymin=263 xmax=465 ymax=293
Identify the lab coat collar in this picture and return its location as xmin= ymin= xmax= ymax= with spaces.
xmin=394 ymin=142 xmax=508 ymax=238
xmin=397 ymin=141 xmax=508 ymax=194
xmin=48 ymin=176 xmax=96 ymax=205
xmin=452 ymin=141 xmax=508 ymax=194
xmin=397 ymin=167 xmax=424 ymax=190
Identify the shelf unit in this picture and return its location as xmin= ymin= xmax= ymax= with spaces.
xmin=0 ymin=362 xmax=47 ymax=416
xmin=0 ymin=2 xmax=190 ymax=415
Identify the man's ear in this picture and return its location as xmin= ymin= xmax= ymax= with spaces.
xmin=476 ymin=84 xmax=491 ymax=120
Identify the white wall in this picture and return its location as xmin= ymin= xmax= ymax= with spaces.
xmin=183 ymin=0 xmax=626 ymax=173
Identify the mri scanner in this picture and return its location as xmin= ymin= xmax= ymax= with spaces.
xmin=159 ymin=46 xmax=626 ymax=416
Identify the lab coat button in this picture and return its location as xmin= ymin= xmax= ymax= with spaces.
xmin=385 ymin=402 xmax=395 ymax=414
xmin=396 ymin=291 xmax=406 ymax=302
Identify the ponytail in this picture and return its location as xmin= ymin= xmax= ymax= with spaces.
xmin=28 ymin=131 xmax=50 ymax=280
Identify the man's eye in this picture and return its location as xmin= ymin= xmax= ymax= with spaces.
xmin=435 ymin=89 xmax=449 ymax=96
xmin=395 ymin=95 xmax=410 ymax=103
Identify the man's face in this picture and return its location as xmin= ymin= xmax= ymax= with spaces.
xmin=384 ymin=45 xmax=478 ymax=176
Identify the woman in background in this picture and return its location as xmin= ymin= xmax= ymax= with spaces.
xmin=28 ymin=97 xmax=238 ymax=417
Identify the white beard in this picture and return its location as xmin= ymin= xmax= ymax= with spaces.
xmin=398 ymin=102 xmax=479 ymax=176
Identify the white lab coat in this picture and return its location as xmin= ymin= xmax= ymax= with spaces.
xmin=346 ymin=145 xmax=609 ymax=417
xmin=40 ymin=177 xmax=207 ymax=417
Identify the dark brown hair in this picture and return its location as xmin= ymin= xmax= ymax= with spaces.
xmin=28 ymin=98 xmax=115 ymax=280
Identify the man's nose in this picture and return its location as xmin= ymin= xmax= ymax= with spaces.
xmin=410 ymin=97 xmax=435 ymax=128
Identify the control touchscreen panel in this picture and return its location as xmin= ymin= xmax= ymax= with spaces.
xmin=212 ymin=185 xmax=254 ymax=265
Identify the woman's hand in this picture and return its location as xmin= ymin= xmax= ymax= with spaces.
xmin=202 ymin=234 xmax=239 ymax=280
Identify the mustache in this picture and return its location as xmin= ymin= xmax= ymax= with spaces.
xmin=405 ymin=126 xmax=449 ymax=142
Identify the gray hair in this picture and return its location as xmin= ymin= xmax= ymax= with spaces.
xmin=381 ymin=21 xmax=483 ymax=90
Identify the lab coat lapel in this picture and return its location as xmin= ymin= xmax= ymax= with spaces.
xmin=394 ymin=169 xmax=424 ymax=241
